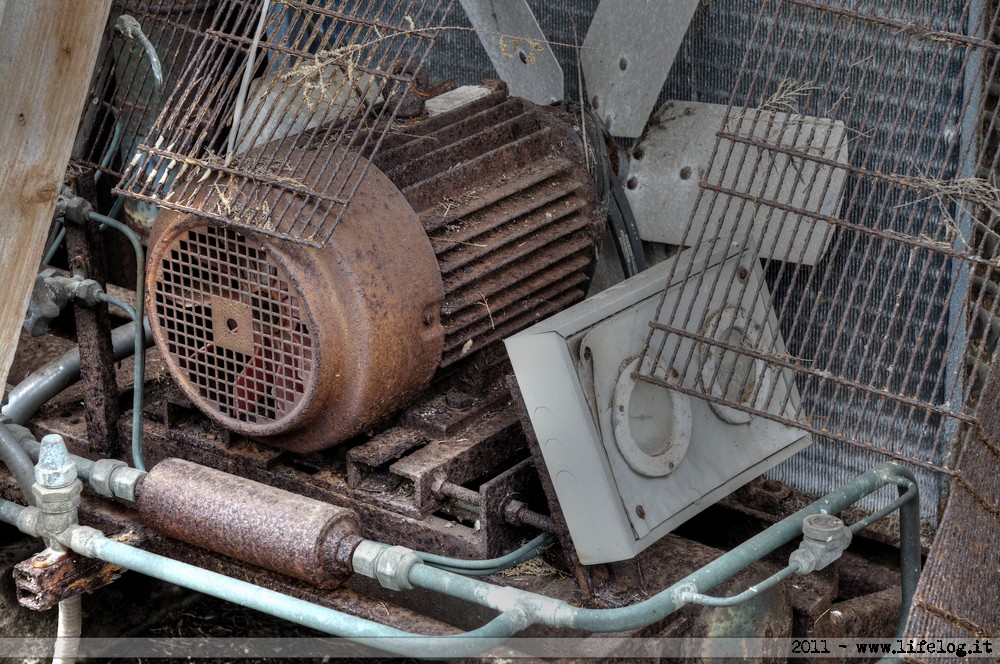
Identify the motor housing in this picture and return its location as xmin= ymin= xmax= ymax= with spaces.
xmin=146 ymin=83 xmax=603 ymax=451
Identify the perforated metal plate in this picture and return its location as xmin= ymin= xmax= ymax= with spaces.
xmin=153 ymin=224 xmax=316 ymax=433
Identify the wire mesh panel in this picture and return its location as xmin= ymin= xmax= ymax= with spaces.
xmin=155 ymin=223 xmax=316 ymax=427
xmin=113 ymin=0 xmax=453 ymax=246
xmin=72 ymin=0 xmax=222 ymax=179
xmin=636 ymin=0 xmax=998 ymax=520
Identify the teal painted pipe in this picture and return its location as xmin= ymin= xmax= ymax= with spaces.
xmin=416 ymin=532 xmax=554 ymax=575
xmin=0 ymin=462 xmax=920 ymax=657
xmin=0 ymin=502 xmax=527 ymax=658
xmin=85 ymin=210 xmax=147 ymax=472
xmin=405 ymin=462 xmax=921 ymax=633
xmin=82 ymin=535 xmax=528 ymax=657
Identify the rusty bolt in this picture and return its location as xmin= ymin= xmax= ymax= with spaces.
xmin=30 ymin=547 xmax=68 ymax=569
xmin=635 ymin=505 xmax=646 ymax=519
xmin=446 ymin=391 xmax=474 ymax=410
xmin=736 ymin=266 xmax=749 ymax=282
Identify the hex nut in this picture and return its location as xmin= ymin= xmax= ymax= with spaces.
xmin=71 ymin=278 xmax=104 ymax=307
xmin=373 ymin=545 xmax=420 ymax=591
xmin=90 ymin=459 xmax=129 ymax=498
xmin=62 ymin=196 xmax=93 ymax=225
xmin=351 ymin=540 xmax=383 ymax=580
xmin=789 ymin=548 xmax=818 ymax=574
xmin=109 ymin=466 xmax=145 ymax=502
xmin=30 ymin=482 xmax=82 ymax=512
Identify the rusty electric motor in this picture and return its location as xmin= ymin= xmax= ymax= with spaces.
xmin=146 ymin=83 xmax=603 ymax=452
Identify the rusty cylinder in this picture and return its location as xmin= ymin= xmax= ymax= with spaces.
xmin=136 ymin=458 xmax=362 ymax=588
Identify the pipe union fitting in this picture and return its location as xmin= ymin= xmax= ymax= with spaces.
xmin=90 ymin=459 xmax=144 ymax=501
xmin=353 ymin=542 xmax=420 ymax=591
xmin=90 ymin=459 xmax=128 ymax=498
xmin=373 ymin=545 xmax=421 ymax=592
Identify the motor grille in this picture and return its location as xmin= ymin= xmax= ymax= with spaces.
xmin=154 ymin=224 xmax=315 ymax=429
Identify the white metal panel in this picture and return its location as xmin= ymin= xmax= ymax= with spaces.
xmin=507 ymin=248 xmax=811 ymax=563
xmin=458 ymin=0 xmax=563 ymax=104
xmin=625 ymin=101 xmax=849 ymax=264
xmin=581 ymin=0 xmax=700 ymax=137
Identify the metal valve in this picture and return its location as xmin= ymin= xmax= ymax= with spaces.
xmin=789 ymin=513 xmax=852 ymax=574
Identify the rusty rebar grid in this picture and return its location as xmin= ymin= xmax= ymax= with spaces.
xmin=635 ymin=0 xmax=1000 ymax=481
xmin=113 ymin=0 xmax=454 ymax=246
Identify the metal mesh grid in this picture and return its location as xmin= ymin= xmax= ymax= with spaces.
xmin=154 ymin=224 xmax=315 ymax=427
xmin=72 ymin=0 xmax=222 ymax=179
xmin=114 ymin=0 xmax=453 ymax=246
xmin=636 ymin=0 xmax=998 ymax=508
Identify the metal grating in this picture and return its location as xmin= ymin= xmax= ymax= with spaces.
xmin=114 ymin=0 xmax=454 ymax=246
xmin=72 ymin=0 xmax=222 ymax=179
xmin=426 ymin=0 xmax=975 ymax=523
xmin=634 ymin=0 xmax=998 ymax=521
xmin=155 ymin=225 xmax=315 ymax=428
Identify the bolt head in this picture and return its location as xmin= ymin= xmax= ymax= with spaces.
xmin=802 ymin=513 xmax=845 ymax=540
xmin=35 ymin=434 xmax=77 ymax=488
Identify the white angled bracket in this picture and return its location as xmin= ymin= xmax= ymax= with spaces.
xmin=459 ymin=0 xmax=563 ymax=105
xmin=582 ymin=0 xmax=700 ymax=138
xmin=624 ymin=101 xmax=850 ymax=265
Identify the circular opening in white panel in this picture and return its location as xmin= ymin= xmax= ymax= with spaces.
xmin=700 ymin=307 xmax=774 ymax=424
xmin=612 ymin=358 xmax=691 ymax=478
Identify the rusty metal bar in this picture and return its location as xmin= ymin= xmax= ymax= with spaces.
xmin=63 ymin=178 xmax=120 ymax=459
xmin=643 ymin=320 xmax=976 ymax=426
xmin=779 ymin=0 xmax=1000 ymax=52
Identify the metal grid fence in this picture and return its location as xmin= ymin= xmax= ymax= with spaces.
xmin=110 ymin=0 xmax=452 ymax=246
xmin=635 ymin=0 xmax=998 ymax=519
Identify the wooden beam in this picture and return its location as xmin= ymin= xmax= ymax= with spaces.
xmin=0 ymin=0 xmax=112 ymax=391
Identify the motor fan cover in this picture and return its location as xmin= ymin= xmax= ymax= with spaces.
xmin=146 ymin=148 xmax=445 ymax=453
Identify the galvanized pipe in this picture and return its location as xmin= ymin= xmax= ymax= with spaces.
xmin=0 ymin=462 xmax=920 ymax=658
xmin=400 ymin=463 xmax=921 ymax=633
xmin=2 ymin=321 xmax=152 ymax=426
xmin=0 ymin=424 xmax=36 ymax=504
